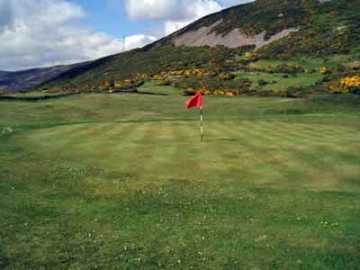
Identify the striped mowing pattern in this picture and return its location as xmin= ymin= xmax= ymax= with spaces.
xmin=21 ymin=119 xmax=360 ymax=193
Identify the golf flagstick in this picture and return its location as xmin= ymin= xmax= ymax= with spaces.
xmin=200 ymin=106 xmax=204 ymax=142
xmin=185 ymin=91 xmax=204 ymax=142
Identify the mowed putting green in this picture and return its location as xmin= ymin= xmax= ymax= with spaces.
xmin=26 ymin=119 xmax=360 ymax=192
xmin=1 ymin=94 xmax=360 ymax=269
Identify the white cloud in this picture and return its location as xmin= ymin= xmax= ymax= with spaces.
xmin=124 ymin=0 xmax=255 ymax=35
xmin=125 ymin=0 xmax=178 ymax=20
xmin=0 ymin=0 xmax=155 ymax=71
xmin=125 ymin=0 xmax=221 ymax=22
xmin=0 ymin=0 xmax=256 ymax=70
xmin=165 ymin=0 xmax=222 ymax=34
xmin=124 ymin=34 xmax=157 ymax=50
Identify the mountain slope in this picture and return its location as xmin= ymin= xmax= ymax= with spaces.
xmin=45 ymin=0 xmax=359 ymax=90
xmin=2 ymin=0 xmax=360 ymax=93
xmin=147 ymin=0 xmax=307 ymax=50
xmin=147 ymin=0 xmax=359 ymax=56
xmin=0 ymin=63 xmax=89 ymax=92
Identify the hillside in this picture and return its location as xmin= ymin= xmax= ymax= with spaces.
xmin=150 ymin=0 xmax=360 ymax=57
xmin=0 ymin=63 xmax=89 ymax=92
xmin=2 ymin=0 xmax=360 ymax=95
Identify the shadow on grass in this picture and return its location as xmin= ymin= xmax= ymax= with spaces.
xmin=0 ymin=246 xmax=9 ymax=269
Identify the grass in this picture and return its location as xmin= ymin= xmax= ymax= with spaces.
xmin=3 ymin=91 xmax=64 ymax=97
xmin=139 ymin=81 xmax=182 ymax=95
xmin=1 ymin=93 xmax=360 ymax=269
xmin=248 ymin=55 xmax=356 ymax=71
xmin=235 ymin=71 xmax=323 ymax=92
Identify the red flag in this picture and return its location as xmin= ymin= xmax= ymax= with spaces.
xmin=185 ymin=92 xmax=203 ymax=109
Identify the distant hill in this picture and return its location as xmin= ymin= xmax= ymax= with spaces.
xmin=2 ymin=0 xmax=359 ymax=93
xmin=0 ymin=63 xmax=88 ymax=92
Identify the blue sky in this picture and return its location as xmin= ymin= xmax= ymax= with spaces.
xmin=0 ymin=0 xmax=253 ymax=70
xmin=72 ymin=0 xmax=247 ymax=38
xmin=70 ymin=0 xmax=161 ymax=37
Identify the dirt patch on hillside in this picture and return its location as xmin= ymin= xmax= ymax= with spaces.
xmin=173 ymin=19 xmax=298 ymax=49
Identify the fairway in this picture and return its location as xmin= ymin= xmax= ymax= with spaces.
xmin=1 ymin=94 xmax=360 ymax=269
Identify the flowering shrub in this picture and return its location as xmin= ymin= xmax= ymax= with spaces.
xmin=99 ymin=80 xmax=111 ymax=91
xmin=184 ymin=88 xmax=238 ymax=97
xmin=244 ymin=52 xmax=258 ymax=61
xmin=328 ymin=81 xmax=348 ymax=94
xmin=328 ymin=75 xmax=360 ymax=94
xmin=209 ymin=89 xmax=238 ymax=96
xmin=225 ymin=91 xmax=237 ymax=97
xmin=152 ymin=68 xmax=214 ymax=82
xmin=320 ymin=66 xmax=332 ymax=75
xmin=340 ymin=75 xmax=360 ymax=90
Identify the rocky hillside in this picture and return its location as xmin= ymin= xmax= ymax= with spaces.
xmin=148 ymin=0 xmax=307 ymax=50
xmin=147 ymin=0 xmax=359 ymax=56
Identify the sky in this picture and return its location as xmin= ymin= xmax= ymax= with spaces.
xmin=0 ymin=0 xmax=253 ymax=71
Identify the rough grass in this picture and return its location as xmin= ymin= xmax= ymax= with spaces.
xmin=0 ymin=94 xmax=360 ymax=269
xmin=139 ymin=81 xmax=181 ymax=95
xmin=248 ymin=55 xmax=355 ymax=71
xmin=3 ymin=91 xmax=61 ymax=97
xmin=235 ymin=71 xmax=323 ymax=92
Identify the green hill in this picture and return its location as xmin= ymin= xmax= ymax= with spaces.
xmin=27 ymin=0 xmax=360 ymax=95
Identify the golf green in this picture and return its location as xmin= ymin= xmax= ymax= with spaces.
xmin=1 ymin=94 xmax=359 ymax=269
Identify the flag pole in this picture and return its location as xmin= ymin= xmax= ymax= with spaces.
xmin=185 ymin=91 xmax=204 ymax=142
xmin=200 ymin=106 xmax=204 ymax=142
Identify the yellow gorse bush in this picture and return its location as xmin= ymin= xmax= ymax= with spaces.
xmin=340 ymin=75 xmax=360 ymax=89
xmin=320 ymin=66 xmax=331 ymax=74
xmin=188 ymin=88 xmax=238 ymax=97
xmin=212 ymin=89 xmax=238 ymax=96
xmin=328 ymin=74 xmax=360 ymax=94
xmin=152 ymin=68 xmax=210 ymax=81
xmin=328 ymin=81 xmax=349 ymax=94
